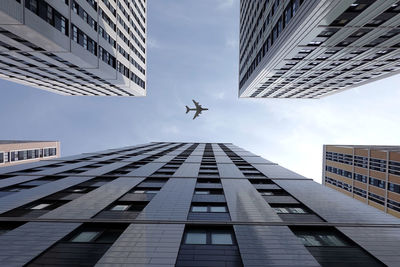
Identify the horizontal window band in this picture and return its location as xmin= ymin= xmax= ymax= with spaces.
xmin=0 ymin=217 xmax=399 ymax=228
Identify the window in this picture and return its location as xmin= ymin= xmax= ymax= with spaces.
xmin=249 ymin=179 xmax=274 ymax=185
xmin=194 ymin=189 xmax=223 ymax=195
xmin=191 ymin=206 xmax=208 ymax=212
xmin=108 ymin=201 xmax=149 ymax=212
xmin=369 ymin=177 xmax=385 ymax=189
xmin=25 ymin=0 xmax=69 ymax=36
xmin=185 ymin=230 xmax=207 ymax=244
xmin=272 ymin=204 xmax=308 ymax=214
xmin=258 ymin=189 xmax=287 ymax=196
xmin=132 ymin=188 xmax=160 ymax=194
xmin=110 ymin=205 xmax=130 ymax=211
xmin=0 ymin=152 xmax=4 ymax=164
xmin=211 ymin=231 xmax=233 ymax=245
xmin=191 ymin=204 xmax=228 ymax=213
xmin=30 ymin=203 xmax=51 ymax=210
xmin=293 ymin=229 xmax=349 ymax=247
xmin=195 ymin=190 xmax=210 ymax=195
xmin=71 ymin=231 xmax=100 ymax=242
xmin=183 ymin=228 xmax=235 ymax=245
xmin=68 ymin=224 xmax=127 ymax=243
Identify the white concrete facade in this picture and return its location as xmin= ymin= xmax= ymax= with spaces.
xmin=0 ymin=0 xmax=146 ymax=96
xmin=239 ymin=0 xmax=400 ymax=99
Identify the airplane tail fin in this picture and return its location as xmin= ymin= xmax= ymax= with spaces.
xmin=185 ymin=106 xmax=190 ymax=114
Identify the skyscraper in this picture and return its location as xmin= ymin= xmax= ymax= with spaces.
xmin=0 ymin=0 xmax=146 ymax=96
xmin=323 ymin=144 xmax=400 ymax=218
xmin=0 ymin=142 xmax=398 ymax=266
xmin=239 ymin=0 xmax=400 ymax=99
xmin=0 ymin=140 xmax=60 ymax=167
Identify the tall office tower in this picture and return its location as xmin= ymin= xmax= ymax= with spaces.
xmin=323 ymin=144 xmax=400 ymax=219
xmin=239 ymin=0 xmax=400 ymax=99
xmin=0 ymin=0 xmax=146 ymax=96
xmin=0 ymin=142 xmax=399 ymax=266
xmin=0 ymin=140 xmax=60 ymax=167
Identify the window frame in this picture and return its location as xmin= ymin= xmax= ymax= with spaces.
xmin=272 ymin=205 xmax=309 ymax=214
xmin=183 ymin=228 xmax=235 ymax=245
xmin=294 ymin=230 xmax=350 ymax=247
xmin=190 ymin=204 xmax=228 ymax=213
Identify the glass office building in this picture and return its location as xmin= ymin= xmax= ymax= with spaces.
xmin=239 ymin=0 xmax=400 ymax=98
xmin=0 ymin=0 xmax=146 ymax=96
xmin=0 ymin=142 xmax=398 ymax=266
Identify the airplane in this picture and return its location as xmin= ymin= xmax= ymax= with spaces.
xmin=185 ymin=100 xmax=208 ymax=120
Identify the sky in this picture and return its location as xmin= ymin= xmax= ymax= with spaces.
xmin=1 ymin=0 xmax=400 ymax=183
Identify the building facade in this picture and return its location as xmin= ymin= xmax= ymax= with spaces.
xmin=0 ymin=140 xmax=60 ymax=167
xmin=0 ymin=0 xmax=146 ymax=96
xmin=323 ymin=144 xmax=400 ymax=219
xmin=0 ymin=142 xmax=399 ymax=266
xmin=239 ymin=0 xmax=400 ymax=99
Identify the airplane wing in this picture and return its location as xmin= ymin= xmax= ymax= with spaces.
xmin=192 ymin=99 xmax=201 ymax=109
xmin=193 ymin=109 xmax=202 ymax=120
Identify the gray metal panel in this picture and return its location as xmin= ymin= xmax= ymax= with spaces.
xmin=186 ymin=144 xmax=205 ymax=162
xmin=252 ymin=164 xmax=308 ymax=179
xmin=137 ymin=178 xmax=196 ymax=220
xmin=275 ymin=179 xmax=400 ymax=224
xmin=217 ymin=163 xmax=245 ymax=178
xmin=215 ymin=155 xmax=232 ymax=164
xmin=192 ymin=194 xmax=226 ymax=203
xmin=185 ymin=155 xmax=203 ymax=163
xmin=211 ymin=143 xmax=223 ymax=153
xmin=338 ymin=227 xmax=400 ymax=267
xmin=0 ymin=175 xmax=46 ymax=189
xmin=195 ymin=183 xmax=223 ymax=189
xmin=153 ymin=155 xmax=176 ymax=163
xmin=80 ymin=161 xmax=135 ymax=176
xmin=253 ymin=184 xmax=281 ymax=190
xmin=234 ymin=225 xmax=320 ymax=267
xmin=41 ymin=177 xmax=145 ymax=219
xmin=173 ymin=163 xmax=200 ymax=177
xmin=242 ymin=156 xmax=276 ymax=165
xmin=0 ymin=222 xmax=80 ymax=267
xmin=222 ymin=179 xmax=282 ymax=222
xmin=96 ymin=224 xmax=184 ymax=267
xmin=0 ymin=176 xmax=95 ymax=214
xmin=128 ymin=163 xmax=165 ymax=177
xmin=263 ymin=195 xmax=300 ymax=204
xmin=187 ymin=212 xmax=231 ymax=221
xmin=0 ymin=160 xmax=55 ymax=175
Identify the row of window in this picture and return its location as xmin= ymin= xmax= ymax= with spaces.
xmin=326 ymin=152 xmax=389 ymax=172
xmin=244 ymin=1 xmax=400 ymax=97
xmin=0 ymin=222 xmax=356 ymax=250
xmin=326 ymin=151 xmax=353 ymax=165
xmin=325 ymin=176 xmax=353 ymax=193
xmin=325 ymin=176 xmax=400 ymax=211
xmin=25 ymin=0 xmax=68 ymax=36
xmin=0 ymin=147 xmax=57 ymax=164
xmin=240 ymin=0 xmax=305 ymax=88
xmin=72 ymin=0 xmax=97 ymax=31
xmin=24 ymin=0 xmax=146 ymax=66
xmin=326 ymin=165 xmax=400 ymax=193
xmin=72 ymin=24 xmax=97 ymax=55
xmin=0 ymin=219 xmax=381 ymax=267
